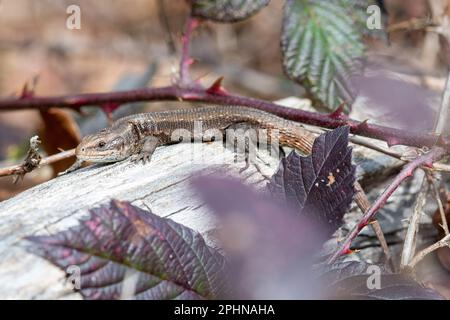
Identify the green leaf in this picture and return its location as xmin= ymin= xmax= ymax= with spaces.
xmin=282 ymin=0 xmax=370 ymax=110
xmin=192 ymin=0 xmax=270 ymax=23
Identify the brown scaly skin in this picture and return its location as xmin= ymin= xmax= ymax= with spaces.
xmin=61 ymin=105 xmax=316 ymax=174
xmin=62 ymin=105 xmax=392 ymax=261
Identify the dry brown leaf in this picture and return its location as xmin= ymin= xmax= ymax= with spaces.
xmin=38 ymin=108 xmax=81 ymax=176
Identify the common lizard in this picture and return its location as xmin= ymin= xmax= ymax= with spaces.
xmin=62 ymin=105 xmax=316 ymax=173
xmin=62 ymin=104 xmax=389 ymax=259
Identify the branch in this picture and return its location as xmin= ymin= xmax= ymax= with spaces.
xmin=0 ymin=85 xmax=449 ymax=153
xmin=327 ymin=147 xmax=447 ymax=264
xmin=0 ymin=149 xmax=75 ymax=179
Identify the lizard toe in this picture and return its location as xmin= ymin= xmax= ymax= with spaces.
xmin=130 ymin=154 xmax=141 ymax=163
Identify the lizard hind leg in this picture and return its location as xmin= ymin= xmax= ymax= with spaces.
xmin=130 ymin=136 xmax=159 ymax=164
xmin=225 ymin=122 xmax=259 ymax=173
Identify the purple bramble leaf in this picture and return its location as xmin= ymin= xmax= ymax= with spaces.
xmin=26 ymin=200 xmax=228 ymax=300
xmin=267 ymin=126 xmax=356 ymax=236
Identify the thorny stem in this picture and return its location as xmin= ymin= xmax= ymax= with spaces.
xmin=179 ymin=16 xmax=199 ymax=86
xmin=0 ymin=149 xmax=75 ymax=178
xmin=408 ymin=233 xmax=450 ymax=268
xmin=327 ymin=147 xmax=446 ymax=264
xmin=0 ymin=85 xmax=449 ymax=154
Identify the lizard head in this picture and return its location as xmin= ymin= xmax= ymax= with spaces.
xmin=76 ymin=128 xmax=130 ymax=163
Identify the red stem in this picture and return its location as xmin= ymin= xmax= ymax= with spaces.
xmin=179 ymin=16 xmax=199 ymax=85
xmin=327 ymin=147 xmax=447 ymax=264
xmin=0 ymin=85 xmax=448 ymax=153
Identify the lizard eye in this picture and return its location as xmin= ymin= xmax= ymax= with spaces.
xmin=98 ymin=141 xmax=106 ymax=148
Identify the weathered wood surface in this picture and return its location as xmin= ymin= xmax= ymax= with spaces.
xmin=0 ymin=98 xmax=405 ymax=299
xmin=0 ymin=140 xmax=282 ymax=299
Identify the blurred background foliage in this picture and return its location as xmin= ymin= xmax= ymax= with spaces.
xmin=0 ymin=0 xmax=449 ymax=199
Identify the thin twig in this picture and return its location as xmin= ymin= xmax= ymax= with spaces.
xmin=349 ymin=135 xmax=405 ymax=160
xmin=307 ymin=128 xmax=450 ymax=173
xmin=434 ymin=162 xmax=450 ymax=173
xmin=400 ymin=174 xmax=429 ymax=270
xmin=328 ymin=147 xmax=446 ymax=264
xmin=354 ymin=182 xmax=392 ymax=266
xmin=0 ymin=86 xmax=448 ymax=154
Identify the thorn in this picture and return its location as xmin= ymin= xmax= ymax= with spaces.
xmin=101 ymin=103 xmax=121 ymax=122
xmin=20 ymin=83 xmax=33 ymax=99
xmin=186 ymin=58 xmax=195 ymax=66
xmin=358 ymin=222 xmax=367 ymax=230
xmin=343 ymin=248 xmax=360 ymax=255
xmin=206 ymin=76 xmax=228 ymax=95
xmin=422 ymin=160 xmax=434 ymax=169
xmin=19 ymin=75 xmax=39 ymax=99
xmin=329 ymin=103 xmax=347 ymax=119
xmin=387 ymin=137 xmax=402 ymax=147
xmin=355 ymin=119 xmax=370 ymax=131
xmin=13 ymin=174 xmax=23 ymax=184
xmin=20 ymin=83 xmax=29 ymax=98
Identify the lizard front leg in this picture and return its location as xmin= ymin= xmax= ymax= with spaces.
xmin=130 ymin=135 xmax=159 ymax=164
xmin=226 ymin=122 xmax=259 ymax=173
xmin=58 ymin=159 xmax=84 ymax=176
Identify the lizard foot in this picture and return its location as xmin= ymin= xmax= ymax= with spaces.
xmin=130 ymin=153 xmax=152 ymax=164
xmin=58 ymin=160 xmax=83 ymax=176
